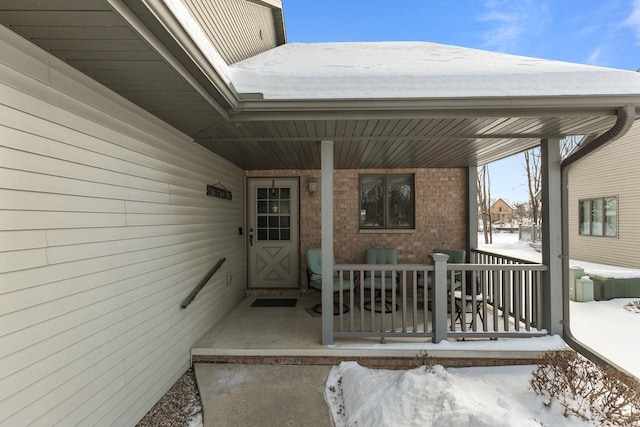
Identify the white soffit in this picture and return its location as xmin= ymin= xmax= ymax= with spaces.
xmin=228 ymin=42 xmax=640 ymax=100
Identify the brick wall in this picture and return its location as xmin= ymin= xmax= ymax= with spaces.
xmin=246 ymin=168 xmax=467 ymax=292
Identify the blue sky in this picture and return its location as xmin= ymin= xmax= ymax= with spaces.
xmin=282 ymin=0 xmax=640 ymax=204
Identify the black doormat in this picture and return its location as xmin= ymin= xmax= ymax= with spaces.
xmin=250 ymin=298 xmax=297 ymax=308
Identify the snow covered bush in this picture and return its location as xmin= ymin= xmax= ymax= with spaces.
xmin=624 ymin=300 xmax=640 ymax=313
xmin=530 ymin=351 xmax=640 ymax=426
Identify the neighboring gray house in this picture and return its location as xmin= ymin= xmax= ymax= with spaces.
xmin=568 ymin=122 xmax=640 ymax=269
xmin=2 ymin=1 xmax=640 ymax=425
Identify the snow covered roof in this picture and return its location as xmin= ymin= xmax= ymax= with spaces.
xmin=230 ymin=42 xmax=640 ymax=100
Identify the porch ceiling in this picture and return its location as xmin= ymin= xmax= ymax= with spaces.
xmin=0 ymin=1 xmax=635 ymax=170
xmin=198 ymin=115 xmax=617 ymax=169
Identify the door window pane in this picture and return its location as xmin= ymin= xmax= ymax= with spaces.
xmin=256 ymin=186 xmax=293 ymax=241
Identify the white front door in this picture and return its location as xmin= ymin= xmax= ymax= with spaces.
xmin=247 ymin=178 xmax=300 ymax=288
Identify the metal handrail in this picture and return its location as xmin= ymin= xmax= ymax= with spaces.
xmin=181 ymin=257 xmax=226 ymax=309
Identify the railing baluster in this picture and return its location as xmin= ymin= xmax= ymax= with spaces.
xmin=524 ymin=270 xmax=531 ymax=331
xmin=513 ymin=270 xmax=521 ymax=331
xmin=470 ymin=268 xmax=477 ymax=332
xmin=359 ymin=270 xmax=365 ymax=332
xmin=338 ymin=270 xmax=344 ymax=332
xmin=412 ymin=270 xmax=418 ymax=333
xmin=370 ymin=272 xmax=375 ymax=332
xmin=424 ymin=270 xmax=429 ymax=334
xmin=349 ymin=270 xmax=355 ymax=332
xmin=492 ymin=270 xmax=499 ymax=332
xmin=402 ymin=270 xmax=407 ymax=333
xmin=391 ymin=271 xmax=397 ymax=332
xmin=503 ymin=270 xmax=511 ymax=332
xmin=380 ymin=273 xmax=386 ymax=333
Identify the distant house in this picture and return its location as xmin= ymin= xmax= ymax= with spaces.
xmin=490 ymin=198 xmax=513 ymax=224
xmin=568 ymin=122 xmax=640 ymax=269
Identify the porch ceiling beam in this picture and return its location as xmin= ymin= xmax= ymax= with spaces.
xmin=198 ymin=134 xmax=572 ymax=143
xmin=228 ymin=109 xmax=621 ymax=123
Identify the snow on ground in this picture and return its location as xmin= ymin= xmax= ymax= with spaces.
xmin=323 ymin=233 xmax=640 ymax=426
xmin=570 ymin=298 xmax=640 ymax=378
xmin=480 ymin=231 xmax=640 ymax=377
xmin=325 ymin=362 xmax=592 ymax=427
xmin=478 ymin=231 xmax=640 ymax=279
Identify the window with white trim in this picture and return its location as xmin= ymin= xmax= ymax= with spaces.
xmin=579 ymin=196 xmax=617 ymax=237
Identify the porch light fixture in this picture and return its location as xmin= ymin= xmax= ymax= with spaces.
xmin=308 ymin=177 xmax=317 ymax=197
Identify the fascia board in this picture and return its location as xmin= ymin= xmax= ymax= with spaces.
xmin=228 ymin=96 xmax=640 ymax=122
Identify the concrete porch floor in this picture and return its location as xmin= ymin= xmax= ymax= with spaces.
xmin=191 ymin=296 xmax=551 ymax=368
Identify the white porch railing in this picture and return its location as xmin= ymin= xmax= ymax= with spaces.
xmin=332 ymin=252 xmax=548 ymax=342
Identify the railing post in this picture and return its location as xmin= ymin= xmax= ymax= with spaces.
xmin=432 ymin=253 xmax=449 ymax=343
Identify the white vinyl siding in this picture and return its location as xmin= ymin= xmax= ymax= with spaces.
xmin=0 ymin=27 xmax=245 ymax=426
xmin=568 ymin=123 xmax=640 ymax=269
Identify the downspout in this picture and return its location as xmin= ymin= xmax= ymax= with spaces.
xmin=562 ymin=105 xmax=635 ymax=374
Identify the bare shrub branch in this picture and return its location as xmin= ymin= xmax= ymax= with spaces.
xmin=530 ymin=351 xmax=640 ymax=426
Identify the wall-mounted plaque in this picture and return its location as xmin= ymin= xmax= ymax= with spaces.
xmin=206 ymin=184 xmax=232 ymax=200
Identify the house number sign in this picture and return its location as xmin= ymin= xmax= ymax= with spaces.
xmin=206 ymin=184 xmax=232 ymax=200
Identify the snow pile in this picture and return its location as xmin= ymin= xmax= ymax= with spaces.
xmin=326 ymin=362 xmax=592 ymax=427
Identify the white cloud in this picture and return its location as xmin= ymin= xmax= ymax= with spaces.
xmin=624 ymin=0 xmax=640 ymax=44
xmin=478 ymin=0 xmax=549 ymax=52
xmin=586 ymin=47 xmax=602 ymax=65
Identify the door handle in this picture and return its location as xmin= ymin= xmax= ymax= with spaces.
xmin=249 ymin=234 xmax=253 ymax=246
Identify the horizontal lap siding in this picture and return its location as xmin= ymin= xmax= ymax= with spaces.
xmin=0 ymin=28 xmax=245 ymax=426
xmin=568 ymin=123 xmax=640 ymax=268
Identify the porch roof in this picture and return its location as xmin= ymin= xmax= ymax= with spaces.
xmin=2 ymin=1 xmax=640 ymax=170
xmin=230 ymin=41 xmax=640 ymax=100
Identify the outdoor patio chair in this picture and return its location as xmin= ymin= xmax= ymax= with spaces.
xmin=423 ymin=248 xmax=466 ymax=288
xmin=362 ymin=248 xmax=398 ymax=313
xmin=417 ymin=249 xmax=466 ymax=310
xmin=306 ymin=248 xmax=351 ymax=315
xmin=453 ymin=289 xmax=485 ymax=330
